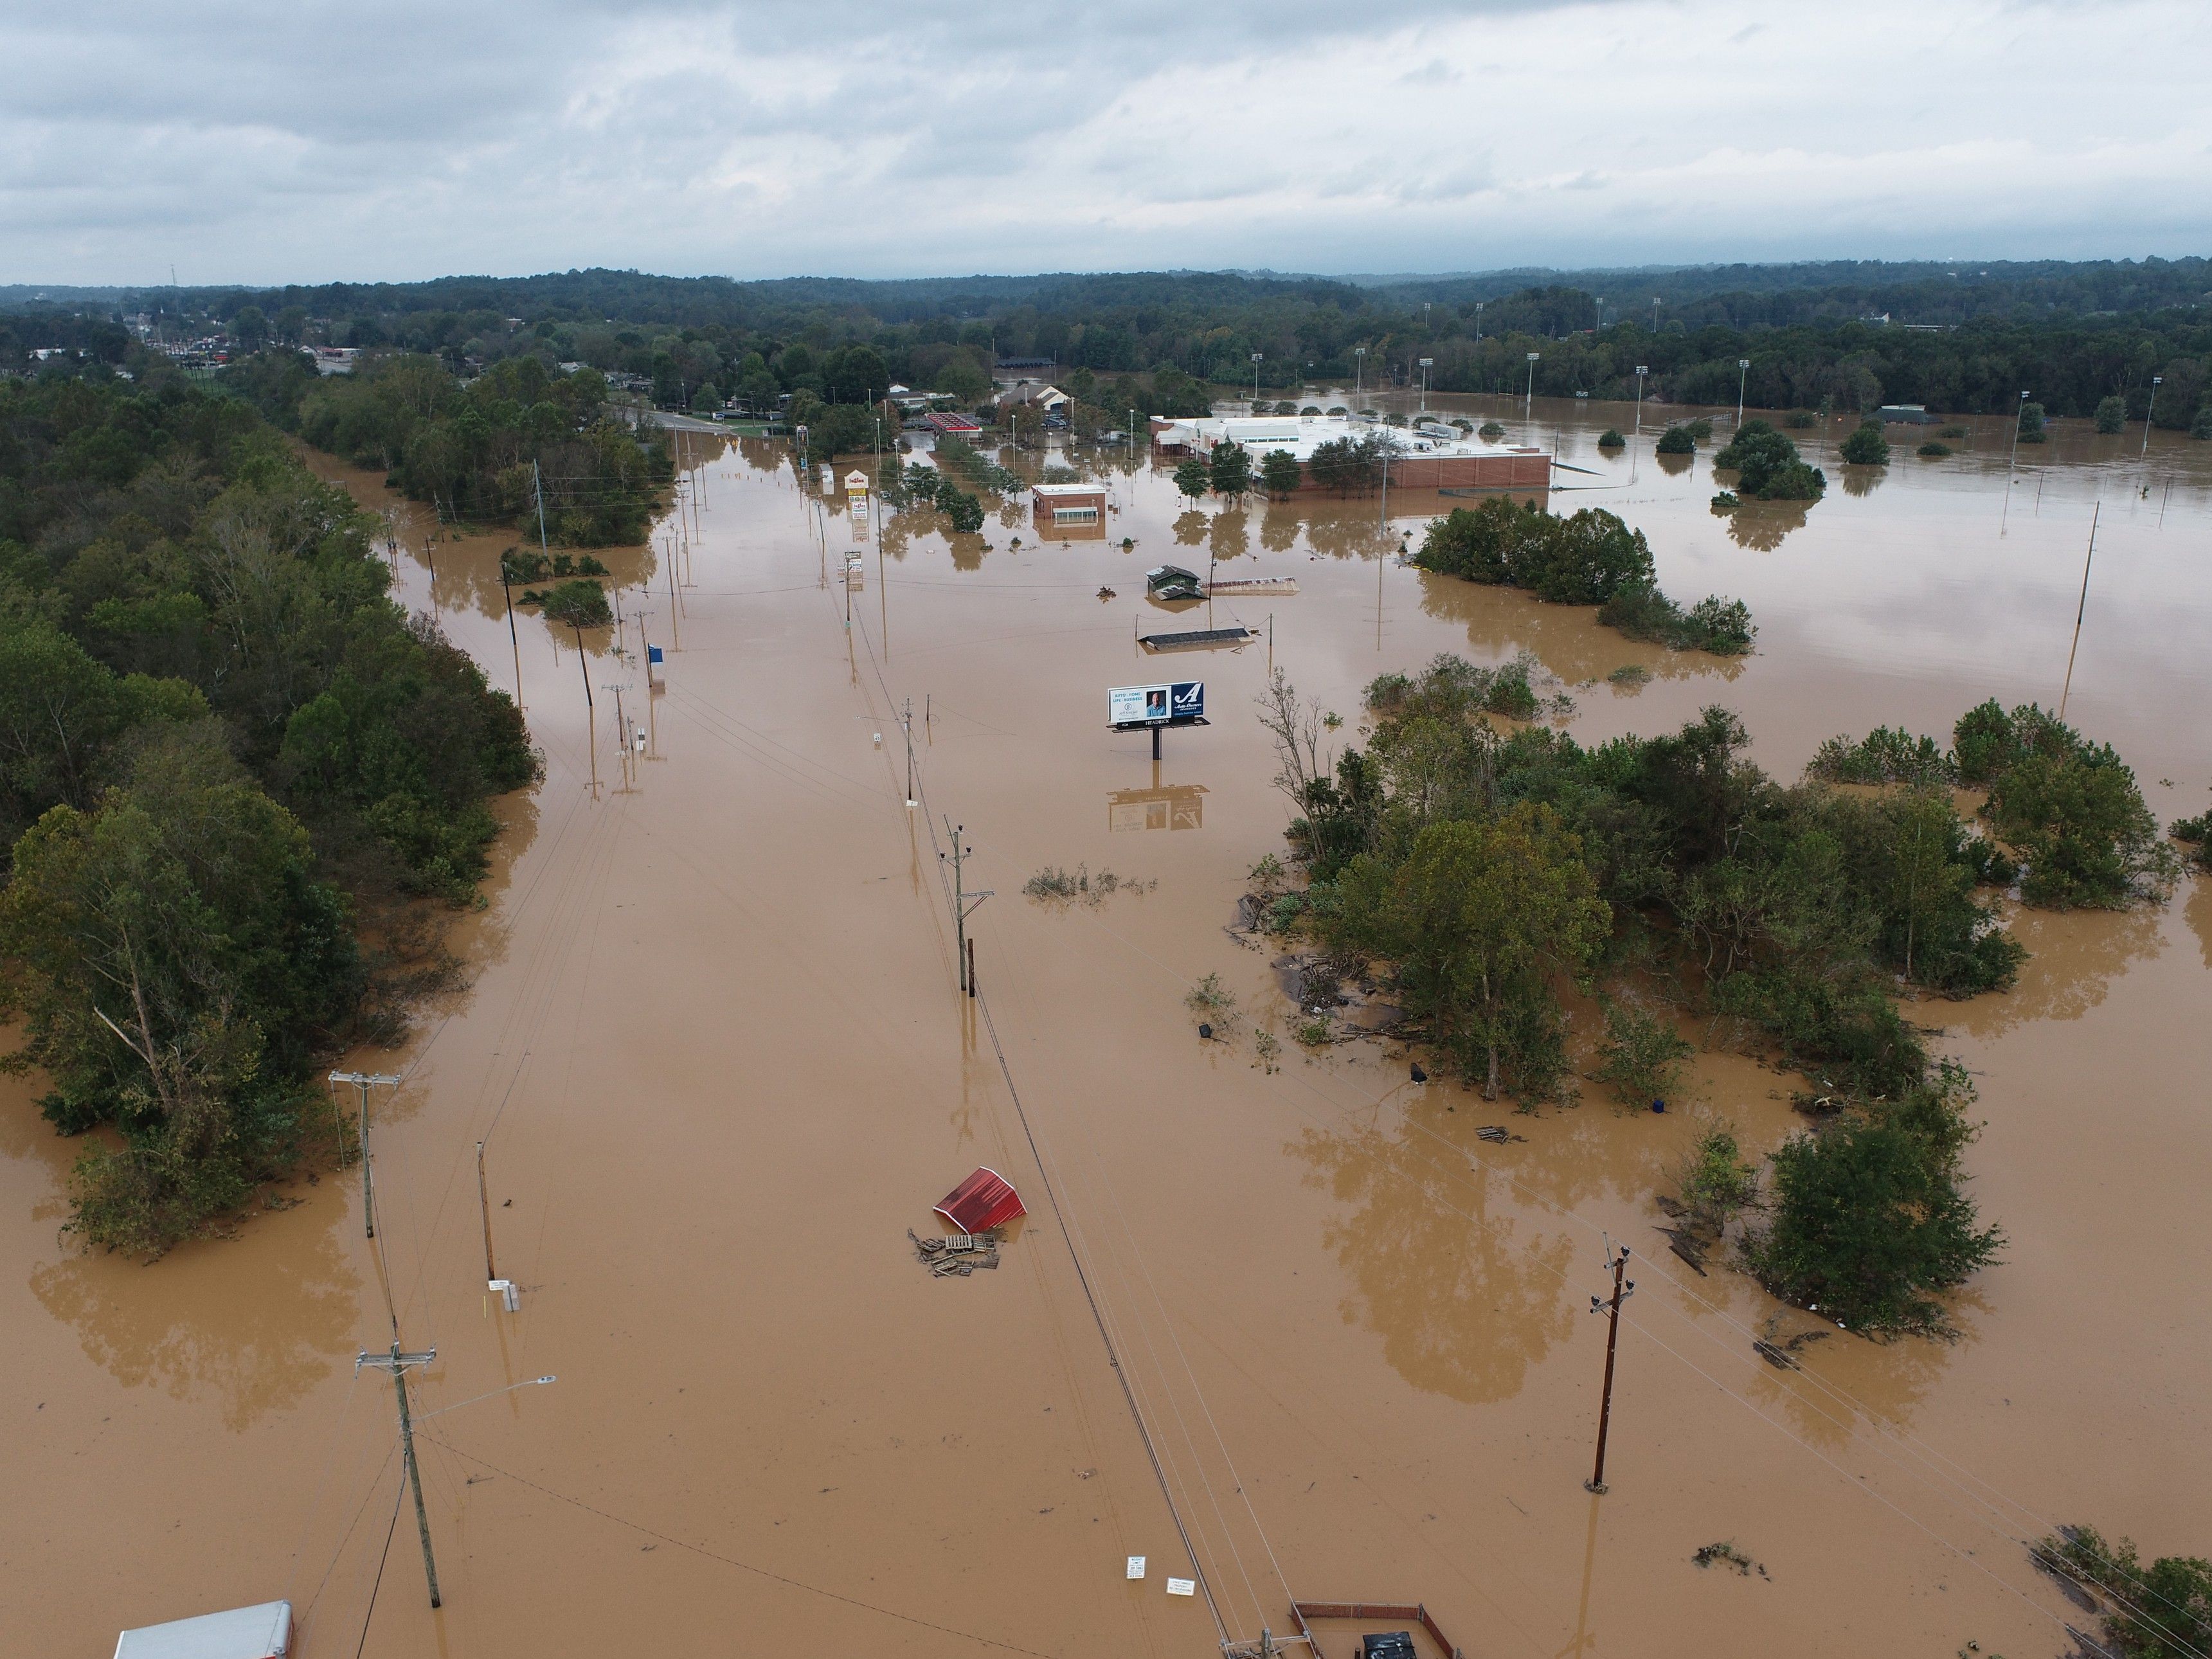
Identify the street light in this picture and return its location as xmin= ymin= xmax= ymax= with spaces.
xmin=1596 ymin=296 xmax=1605 ymax=331
xmin=1354 ymin=346 xmax=1366 ymax=399
xmin=1525 ymin=351 xmax=1541 ymax=426
xmin=1634 ymin=365 xmax=1648 ymax=435
xmin=1736 ymin=359 xmax=1750 ymax=428
xmin=2144 ymin=375 xmax=2162 ymax=458
xmin=1473 ymin=300 xmax=1484 ymax=340
xmin=1252 ymin=352 xmax=1263 ymax=406
xmin=1419 ymin=357 xmax=1434 ymax=414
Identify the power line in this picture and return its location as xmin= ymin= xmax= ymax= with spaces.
xmin=417 ymin=1437 xmax=1057 ymax=1657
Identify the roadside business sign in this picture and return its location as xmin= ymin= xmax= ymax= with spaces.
xmin=1108 ymin=682 xmax=1205 ymax=729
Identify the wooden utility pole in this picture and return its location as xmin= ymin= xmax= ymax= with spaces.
xmin=2058 ymin=501 xmax=2100 ymax=722
xmin=1585 ymin=1244 xmax=1634 ymax=1493
xmin=940 ymin=821 xmax=991 ymax=995
xmin=476 ymin=1142 xmax=497 ymax=1282
xmin=357 ymin=1340 xmax=442 ymax=1607
xmin=499 ymin=558 xmax=525 ymax=710
xmin=329 ymin=1071 xmax=399 ymax=1239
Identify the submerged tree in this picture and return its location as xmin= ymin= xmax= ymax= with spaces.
xmin=1329 ymin=805 xmax=1608 ymax=1099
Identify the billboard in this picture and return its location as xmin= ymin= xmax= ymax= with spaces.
xmin=1108 ymin=682 xmax=1205 ymax=728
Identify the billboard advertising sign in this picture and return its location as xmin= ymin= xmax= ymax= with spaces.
xmin=1108 ymin=682 xmax=1205 ymax=728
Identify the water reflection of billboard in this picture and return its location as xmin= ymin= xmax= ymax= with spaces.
xmin=1108 ymin=784 xmax=1207 ymax=831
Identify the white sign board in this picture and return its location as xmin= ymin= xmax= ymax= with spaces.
xmin=1126 ymin=1556 xmax=1146 ymax=1579
xmin=1108 ymin=682 xmax=1204 ymax=728
xmin=1165 ymin=1577 xmax=1196 ymax=1597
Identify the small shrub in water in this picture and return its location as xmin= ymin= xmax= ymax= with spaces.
xmin=1597 ymin=428 xmax=1625 ymax=449
xmin=1594 ymin=997 xmax=1694 ymax=1105
xmin=1916 ymin=440 xmax=1952 ymax=457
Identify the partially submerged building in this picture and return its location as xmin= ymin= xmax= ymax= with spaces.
xmin=1031 ymin=481 xmax=1106 ymax=533
xmin=1149 ymin=414 xmax=1551 ymax=493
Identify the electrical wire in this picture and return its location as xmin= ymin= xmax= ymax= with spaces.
xmin=416 ymin=1436 xmax=1057 ymax=1657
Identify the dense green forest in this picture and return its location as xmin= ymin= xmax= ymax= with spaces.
xmin=0 ymin=373 xmax=537 ymax=1252
xmin=7 ymin=258 xmax=2209 ymax=431
xmin=1256 ymin=665 xmax=2177 ymax=1331
xmin=226 ymin=350 xmax=672 ymax=543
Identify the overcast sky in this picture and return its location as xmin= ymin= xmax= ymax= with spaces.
xmin=5 ymin=0 xmax=2208 ymax=286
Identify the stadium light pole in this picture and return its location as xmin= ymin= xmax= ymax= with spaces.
xmin=1354 ymin=346 xmax=1366 ymax=400
xmin=1252 ymin=352 xmax=1263 ymax=406
xmin=1737 ymin=359 xmax=1750 ymax=428
xmin=1634 ymin=365 xmax=1648 ymax=435
xmin=1525 ymin=352 xmax=1540 ymax=427
xmin=1473 ymin=300 xmax=1484 ymax=340
xmin=1596 ymin=296 xmax=1604 ymax=331
xmin=1419 ymin=357 xmax=1434 ymax=415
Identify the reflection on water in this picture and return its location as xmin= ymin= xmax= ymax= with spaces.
xmin=1260 ymin=503 xmax=1300 ymax=552
xmin=1290 ymin=1119 xmax=1576 ymax=1403
xmin=1840 ymin=465 xmax=1887 ymax=499
xmin=2188 ymin=878 xmax=2212 ymax=973
xmin=30 ymin=1203 xmax=361 ymax=1430
xmin=1107 ymin=780 xmax=1207 ymax=831
xmin=1950 ymin=902 xmax=2164 ymax=1038
xmin=1656 ymin=451 xmax=1693 ymax=478
xmin=1210 ymin=509 xmax=1250 ymax=562
xmin=1725 ymin=501 xmax=1811 ymax=551
xmin=1173 ymin=509 xmax=1208 ymax=546
xmin=1416 ymin=571 xmax=1747 ymax=690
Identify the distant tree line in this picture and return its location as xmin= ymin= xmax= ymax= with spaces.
xmin=11 ymin=258 xmax=2211 ymax=433
xmin=0 ymin=376 xmax=537 ymax=1253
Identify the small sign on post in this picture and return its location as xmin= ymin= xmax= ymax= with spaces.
xmin=1126 ymin=1556 xmax=1147 ymax=1580
xmin=1165 ymin=1577 xmax=1196 ymax=1597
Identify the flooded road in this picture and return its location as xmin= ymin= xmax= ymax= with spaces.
xmin=6 ymin=400 xmax=2209 ymax=1656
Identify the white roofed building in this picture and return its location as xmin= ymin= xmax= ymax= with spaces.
xmin=1148 ymin=414 xmax=1551 ymax=493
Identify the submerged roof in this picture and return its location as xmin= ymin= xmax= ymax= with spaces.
xmin=935 ymin=1167 xmax=1026 ymax=1235
xmin=115 ymin=1601 xmax=291 ymax=1659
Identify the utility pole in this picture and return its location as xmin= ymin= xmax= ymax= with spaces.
xmin=329 ymin=1072 xmax=399 ymax=1239
xmin=2143 ymin=375 xmax=2161 ymax=458
xmin=2002 ymin=390 xmax=2029 ymax=531
xmin=499 ymin=555 xmax=524 ymax=710
xmin=1525 ymin=352 xmax=1541 ymax=427
xmin=2058 ymin=502 xmax=2101 ymax=722
xmin=903 ymin=697 xmax=916 ymax=809
xmin=357 ymin=1340 xmax=442 ymax=1608
xmin=1418 ymin=356 xmax=1433 ymax=414
xmin=476 ymin=1141 xmax=497 ymax=1282
xmin=940 ymin=821 xmax=991 ymax=996
xmin=1633 ymin=365 xmax=1648 ymax=435
xmin=532 ymin=458 xmax=550 ymax=557
xmin=1736 ymin=358 xmax=1750 ymax=429
xmin=1354 ymin=346 xmax=1365 ymax=399
xmin=1585 ymin=1244 xmax=1634 ymax=1494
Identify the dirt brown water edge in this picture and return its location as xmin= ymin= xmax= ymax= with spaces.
xmin=5 ymin=406 xmax=2208 ymax=1656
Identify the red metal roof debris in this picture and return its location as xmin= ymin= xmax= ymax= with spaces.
xmin=934 ymin=1167 xmax=1025 ymax=1235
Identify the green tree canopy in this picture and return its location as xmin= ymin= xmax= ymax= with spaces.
xmin=1329 ymin=804 xmax=1608 ymax=1098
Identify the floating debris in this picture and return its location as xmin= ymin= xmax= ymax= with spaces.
xmin=908 ymin=1228 xmax=1003 ymax=1277
xmin=1475 ymin=1125 xmax=1528 ymax=1145
xmin=1693 ymin=1541 xmax=1768 ymax=1577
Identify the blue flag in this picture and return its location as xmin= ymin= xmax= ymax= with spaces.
xmin=647 ymin=645 xmax=664 ymax=665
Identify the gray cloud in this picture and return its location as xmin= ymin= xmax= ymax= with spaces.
xmin=1 ymin=0 xmax=2206 ymax=283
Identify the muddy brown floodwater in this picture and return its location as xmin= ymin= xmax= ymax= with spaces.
xmin=7 ymin=401 xmax=2209 ymax=1657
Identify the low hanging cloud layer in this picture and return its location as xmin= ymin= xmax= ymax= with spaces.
xmin=5 ymin=0 xmax=2208 ymax=284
